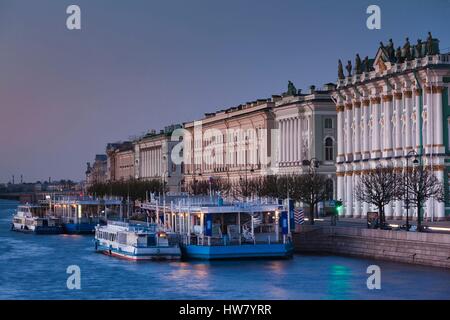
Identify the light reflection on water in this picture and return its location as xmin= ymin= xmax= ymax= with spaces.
xmin=0 ymin=200 xmax=449 ymax=300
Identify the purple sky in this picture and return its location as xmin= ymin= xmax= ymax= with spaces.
xmin=0 ymin=0 xmax=449 ymax=183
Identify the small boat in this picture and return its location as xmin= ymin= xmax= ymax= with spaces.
xmin=94 ymin=221 xmax=181 ymax=260
xmin=11 ymin=204 xmax=63 ymax=235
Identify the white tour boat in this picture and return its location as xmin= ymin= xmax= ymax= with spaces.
xmin=94 ymin=221 xmax=181 ymax=260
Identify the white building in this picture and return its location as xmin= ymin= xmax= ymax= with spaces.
xmin=334 ymin=34 xmax=450 ymax=221
xmin=274 ymin=84 xmax=337 ymax=200
xmin=133 ymin=125 xmax=183 ymax=192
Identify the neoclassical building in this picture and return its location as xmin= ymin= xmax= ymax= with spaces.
xmin=182 ymin=82 xmax=337 ymax=200
xmin=133 ymin=125 xmax=183 ymax=192
xmin=274 ymin=84 xmax=337 ymax=199
xmin=183 ymin=98 xmax=275 ymax=186
xmin=106 ymin=141 xmax=135 ymax=182
xmin=334 ymin=34 xmax=450 ymax=221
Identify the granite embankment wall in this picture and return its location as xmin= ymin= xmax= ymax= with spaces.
xmin=293 ymin=226 xmax=450 ymax=268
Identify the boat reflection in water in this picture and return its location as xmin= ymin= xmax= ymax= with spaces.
xmin=139 ymin=196 xmax=294 ymax=260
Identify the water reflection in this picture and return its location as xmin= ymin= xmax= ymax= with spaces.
xmin=0 ymin=200 xmax=449 ymax=300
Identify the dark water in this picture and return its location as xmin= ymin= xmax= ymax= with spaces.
xmin=0 ymin=200 xmax=449 ymax=300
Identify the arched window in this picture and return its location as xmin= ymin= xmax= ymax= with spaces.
xmin=325 ymin=137 xmax=334 ymax=161
xmin=325 ymin=179 xmax=334 ymax=200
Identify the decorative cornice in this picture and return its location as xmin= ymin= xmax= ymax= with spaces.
xmin=432 ymin=86 xmax=445 ymax=94
xmin=403 ymin=90 xmax=413 ymax=98
xmin=414 ymin=88 xmax=422 ymax=96
xmin=362 ymin=99 xmax=370 ymax=107
xmin=345 ymin=103 xmax=353 ymax=110
xmin=336 ymin=105 xmax=345 ymax=112
xmin=382 ymin=95 xmax=393 ymax=102
xmin=394 ymin=92 xmax=403 ymax=100
xmin=370 ymin=97 xmax=381 ymax=104
xmin=353 ymin=101 xmax=361 ymax=108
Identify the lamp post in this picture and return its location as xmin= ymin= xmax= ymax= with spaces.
xmin=405 ymin=150 xmax=419 ymax=231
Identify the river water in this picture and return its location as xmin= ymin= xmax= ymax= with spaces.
xmin=0 ymin=200 xmax=449 ymax=300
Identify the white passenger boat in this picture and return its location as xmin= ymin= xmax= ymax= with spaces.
xmin=11 ymin=204 xmax=63 ymax=234
xmin=94 ymin=221 xmax=181 ymax=260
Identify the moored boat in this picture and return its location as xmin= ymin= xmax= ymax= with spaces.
xmin=11 ymin=204 xmax=63 ymax=234
xmin=140 ymin=196 xmax=294 ymax=260
xmin=94 ymin=221 xmax=181 ymax=260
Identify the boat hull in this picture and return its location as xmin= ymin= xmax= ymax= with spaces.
xmin=63 ymin=223 xmax=97 ymax=234
xmin=95 ymin=242 xmax=181 ymax=261
xmin=180 ymin=242 xmax=294 ymax=260
xmin=11 ymin=223 xmax=63 ymax=235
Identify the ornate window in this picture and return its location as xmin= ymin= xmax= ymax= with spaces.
xmin=325 ymin=137 xmax=334 ymax=161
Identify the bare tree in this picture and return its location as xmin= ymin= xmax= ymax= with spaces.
xmin=401 ymin=165 xmax=444 ymax=231
xmin=355 ymin=166 xmax=402 ymax=227
xmin=294 ymin=173 xmax=327 ymax=225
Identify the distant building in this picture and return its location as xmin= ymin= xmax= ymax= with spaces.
xmin=133 ymin=125 xmax=183 ymax=192
xmin=106 ymin=142 xmax=134 ymax=182
xmin=85 ymin=154 xmax=107 ymax=189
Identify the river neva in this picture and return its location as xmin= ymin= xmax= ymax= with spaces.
xmin=0 ymin=200 xmax=449 ymax=300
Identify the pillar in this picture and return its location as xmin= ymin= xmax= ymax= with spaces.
xmin=362 ymin=99 xmax=370 ymax=159
xmin=336 ymin=105 xmax=345 ymax=162
xmin=394 ymin=92 xmax=403 ymax=157
xmin=354 ymin=101 xmax=361 ymax=161
xmin=345 ymin=172 xmax=353 ymax=217
xmin=371 ymin=97 xmax=381 ymax=158
xmin=345 ymin=103 xmax=353 ymax=161
xmin=433 ymin=86 xmax=444 ymax=154
xmin=404 ymin=90 xmax=413 ymax=153
xmin=414 ymin=89 xmax=423 ymax=154
xmin=383 ymin=94 xmax=393 ymax=158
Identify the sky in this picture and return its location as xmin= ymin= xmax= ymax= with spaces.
xmin=0 ymin=0 xmax=449 ymax=183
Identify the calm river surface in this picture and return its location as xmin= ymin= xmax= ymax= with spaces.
xmin=0 ymin=200 xmax=449 ymax=300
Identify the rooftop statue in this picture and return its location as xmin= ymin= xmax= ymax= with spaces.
xmin=346 ymin=60 xmax=352 ymax=77
xmin=338 ymin=59 xmax=345 ymax=79
xmin=395 ymin=46 xmax=403 ymax=63
xmin=403 ymin=37 xmax=412 ymax=60
xmin=355 ymin=54 xmax=362 ymax=74
xmin=363 ymin=56 xmax=370 ymax=73
xmin=387 ymin=38 xmax=395 ymax=60
xmin=286 ymin=81 xmax=297 ymax=96
xmin=426 ymin=31 xmax=439 ymax=55
xmin=415 ymin=39 xmax=423 ymax=58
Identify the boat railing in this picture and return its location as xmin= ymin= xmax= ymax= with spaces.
xmin=181 ymin=234 xmax=291 ymax=246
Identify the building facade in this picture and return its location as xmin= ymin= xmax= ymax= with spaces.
xmin=334 ymin=34 xmax=450 ymax=221
xmin=183 ymin=97 xmax=275 ymax=187
xmin=85 ymin=154 xmax=107 ymax=189
xmin=274 ymin=84 xmax=337 ymax=199
xmin=106 ymin=142 xmax=135 ymax=182
xmin=133 ymin=125 xmax=183 ymax=192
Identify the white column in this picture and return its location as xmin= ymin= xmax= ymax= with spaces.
xmin=371 ymin=97 xmax=381 ymax=158
xmin=345 ymin=172 xmax=353 ymax=217
xmin=394 ymin=92 xmax=403 ymax=157
xmin=415 ymin=89 xmax=423 ymax=152
xmin=435 ymin=169 xmax=446 ymax=221
xmin=353 ymin=173 xmax=360 ymax=218
xmin=383 ymin=94 xmax=393 ymax=158
xmin=345 ymin=103 xmax=353 ymax=161
xmin=354 ymin=102 xmax=361 ymax=160
xmin=404 ymin=90 xmax=413 ymax=153
xmin=433 ymin=86 xmax=444 ymax=154
xmin=282 ymin=120 xmax=287 ymax=164
xmin=362 ymin=100 xmax=370 ymax=159
xmin=426 ymin=86 xmax=433 ymax=153
xmin=298 ymin=117 xmax=303 ymax=162
xmin=294 ymin=117 xmax=299 ymax=163
xmin=337 ymin=106 xmax=344 ymax=162
xmin=288 ymin=119 xmax=292 ymax=163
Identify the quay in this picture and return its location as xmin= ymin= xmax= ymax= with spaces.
xmin=294 ymin=225 xmax=450 ymax=269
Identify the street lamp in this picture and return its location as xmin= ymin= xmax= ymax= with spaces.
xmin=405 ymin=150 xmax=420 ymax=231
